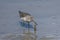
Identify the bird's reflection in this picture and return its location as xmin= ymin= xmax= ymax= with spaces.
xmin=19 ymin=21 xmax=37 ymax=40
xmin=19 ymin=21 xmax=33 ymax=28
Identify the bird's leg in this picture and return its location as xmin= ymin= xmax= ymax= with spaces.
xmin=34 ymin=24 xmax=37 ymax=40
xmin=34 ymin=24 xmax=36 ymax=34
xmin=33 ymin=21 xmax=37 ymax=40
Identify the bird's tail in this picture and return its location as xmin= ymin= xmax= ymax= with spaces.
xmin=32 ymin=20 xmax=37 ymax=25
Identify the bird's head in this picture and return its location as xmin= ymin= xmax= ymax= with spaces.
xmin=18 ymin=11 xmax=23 ymax=14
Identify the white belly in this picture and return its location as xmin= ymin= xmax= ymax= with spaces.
xmin=21 ymin=16 xmax=33 ymax=22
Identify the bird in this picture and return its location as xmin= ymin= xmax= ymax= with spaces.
xmin=18 ymin=11 xmax=37 ymax=25
xmin=18 ymin=11 xmax=37 ymax=36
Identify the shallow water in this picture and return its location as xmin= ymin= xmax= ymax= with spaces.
xmin=0 ymin=0 xmax=60 ymax=40
xmin=0 ymin=33 xmax=60 ymax=40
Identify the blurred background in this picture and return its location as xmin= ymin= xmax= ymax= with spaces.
xmin=0 ymin=0 xmax=60 ymax=40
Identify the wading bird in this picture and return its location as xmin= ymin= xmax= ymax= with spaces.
xmin=18 ymin=11 xmax=37 ymax=25
xmin=18 ymin=11 xmax=37 ymax=40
